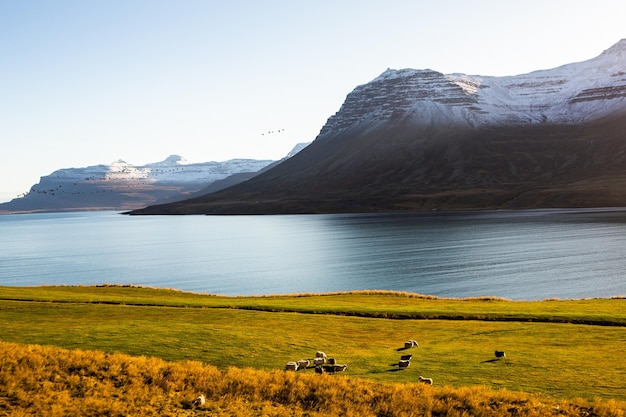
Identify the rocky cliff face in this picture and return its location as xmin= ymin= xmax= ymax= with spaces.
xmin=129 ymin=40 xmax=626 ymax=215
xmin=318 ymin=69 xmax=479 ymax=135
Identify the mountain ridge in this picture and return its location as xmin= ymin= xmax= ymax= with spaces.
xmin=0 ymin=144 xmax=309 ymax=214
xmin=128 ymin=40 xmax=626 ymax=215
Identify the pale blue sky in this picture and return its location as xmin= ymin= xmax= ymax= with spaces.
xmin=1 ymin=0 xmax=624 ymax=203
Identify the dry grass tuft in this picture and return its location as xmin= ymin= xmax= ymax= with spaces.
xmin=1 ymin=341 xmax=624 ymax=416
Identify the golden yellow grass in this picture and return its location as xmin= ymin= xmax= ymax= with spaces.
xmin=1 ymin=341 xmax=624 ymax=417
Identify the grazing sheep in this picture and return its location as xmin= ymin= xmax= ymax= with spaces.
xmin=315 ymin=365 xmax=324 ymax=374
xmin=398 ymin=359 xmax=411 ymax=369
xmin=328 ymin=357 xmax=336 ymax=365
xmin=332 ymin=364 xmax=348 ymax=373
xmin=285 ymin=361 xmax=298 ymax=371
xmin=495 ymin=350 xmax=506 ymax=358
xmin=313 ymin=357 xmax=326 ymax=366
xmin=419 ymin=376 xmax=433 ymax=385
xmin=400 ymin=354 xmax=413 ymax=361
xmin=316 ymin=351 xmax=327 ymax=359
xmin=404 ymin=340 xmax=419 ymax=349
xmin=297 ymin=359 xmax=310 ymax=370
xmin=193 ymin=394 xmax=206 ymax=406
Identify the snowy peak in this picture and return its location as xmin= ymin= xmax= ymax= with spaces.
xmin=147 ymin=155 xmax=189 ymax=167
xmin=58 ymin=157 xmax=276 ymax=184
xmin=319 ymin=68 xmax=477 ymax=135
xmin=285 ymin=142 xmax=310 ymax=158
xmin=319 ymin=40 xmax=626 ymax=136
xmin=600 ymin=38 xmax=626 ymax=56
xmin=105 ymin=160 xmax=150 ymax=181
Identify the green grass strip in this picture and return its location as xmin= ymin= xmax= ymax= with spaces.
xmin=1 ymin=285 xmax=625 ymax=326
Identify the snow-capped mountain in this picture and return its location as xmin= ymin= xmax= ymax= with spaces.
xmin=284 ymin=142 xmax=310 ymax=158
xmin=38 ymin=155 xmax=273 ymax=185
xmin=320 ymin=39 xmax=626 ymax=135
xmin=128 ymin=40 xmax=626 ymax=215
xmin=0 ymin=144 xmax=309 ymax=213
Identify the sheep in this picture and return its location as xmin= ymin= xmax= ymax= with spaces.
xmin=313 ymin=357 xmax=326 ymax=366
xmin=315 ymin=365 xmax=324 ymax=374
xmin=285 ymin=361 xmax=298 ymax=371
xmin=400 ymin=354 xmax=413 ymax=361
xmin=398 ymin=359 xmax=411 ymax=369
xmin=404 ymin=340 xmax=419 ymax=349
xmin=331 ymin=364 xmax=347 ymax=373
xmin=316 ymin=351 xmax=327 ymax=359
xmin=193 ymin=394 xmax=206 ymax=406
xmin=419 ymin=376 xmax=433 ymax=385
xmin=297 ymin=359 xmax=310 ymax=370
xmin=495 ymin=350 xmax=506 ymax=358
xmin=328 ymin=357 xmax=336 ymax=365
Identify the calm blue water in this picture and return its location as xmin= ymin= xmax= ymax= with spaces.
xmin=1 ymin=209 xmax=625 ymax=299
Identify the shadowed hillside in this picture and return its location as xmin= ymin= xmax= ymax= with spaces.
xmin=129 ymin=114 xmax=626 ymax=214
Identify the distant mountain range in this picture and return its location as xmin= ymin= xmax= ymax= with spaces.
xmin=0 ymin=143 xmax=309 ymax=213
xmin=128 ymin=39 xmax=626 ymax=215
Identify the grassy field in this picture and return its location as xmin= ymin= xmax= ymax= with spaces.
xmin=1 ymin=285 xmax=625 ymax=406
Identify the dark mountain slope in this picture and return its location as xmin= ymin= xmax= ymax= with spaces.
xmin=128 ymin=113 xmax=626 ymax=215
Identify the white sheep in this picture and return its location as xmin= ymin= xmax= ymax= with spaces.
xmin=316 ymin=351 xmax=327 ymax=359
xmin=419 ymin=376 xmax=433 ymax=385
xmin=313 ymin=357 xmax=326 ymax=366
xmin=495 ymin=350 xmax=506 ymax=358
xmin=285 ymin=361 xmax=298 ymax=371
xmin=193 ymin=394 xmax=206 ymax=406
xmin=404 ymin=340 xmax=419 ymax=349
xmin=297 ymin=359 xmax=310 ymax=370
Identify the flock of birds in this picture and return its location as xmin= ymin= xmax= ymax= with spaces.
xmin=261 ymin=128 xmax=285 ymax=136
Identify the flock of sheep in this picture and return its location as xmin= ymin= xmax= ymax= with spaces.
xmin=283 ymin=339 xmax=435 ymax=385
xmin=395 ymin=340 xmax=432 ymax=384
xmin=283 ymin=339 xmax=507 ymax=387
xmin=285 ymin=351 xmax=348 ymax=374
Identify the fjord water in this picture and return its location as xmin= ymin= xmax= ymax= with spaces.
xmin=1 ymin=209 xmax=625 ymax=299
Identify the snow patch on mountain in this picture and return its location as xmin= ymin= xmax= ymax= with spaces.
xmin=29 ymin=142 xmax=309 ymax=192
xmin=320 ymin=39 xmax=626 ymax=136
xmin=285 ymin=142 xmax=310 ymax=158
xmin=38 ymin=156 xmax=276 ymax=187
